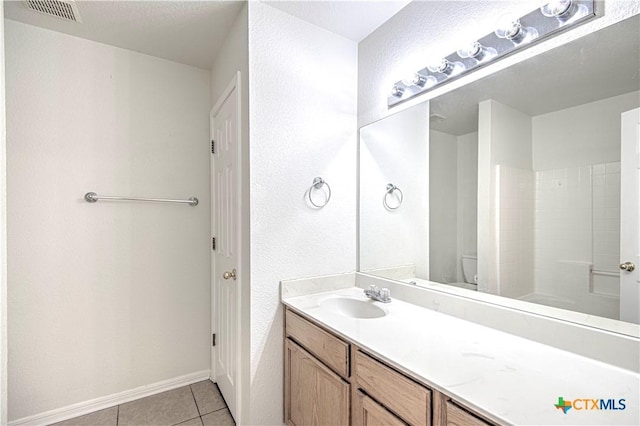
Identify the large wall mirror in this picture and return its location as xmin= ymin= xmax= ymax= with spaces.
xmin=359 ymin=15 xmax=640 ymax=334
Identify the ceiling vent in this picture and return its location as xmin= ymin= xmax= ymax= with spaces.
xmin=24 ymin=0 xmax=82 ymax=23
xmin=429 ymin=113 xmax=448 ymax=122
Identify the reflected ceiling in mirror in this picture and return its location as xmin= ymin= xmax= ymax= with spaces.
xmin=358 ymin=16 xmax=640 ymax=336
xmin=430 ymin=16 xmax=639 ymax=136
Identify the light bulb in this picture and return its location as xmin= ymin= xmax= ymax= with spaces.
xmin=401 ymin=73 xmax=428 ymax=87
xmin=540 ymin=0 xmax=573 ymax=17
xmin=494 ymin=15 xmax=523 ymax=40
xmin=494 ymin=14 xmax=539 ymax=44
xmin=426 ymin=58 xmax=465 ymax=76
xmin=457 ymin=41 xmax=482 ymax=59
xmin=427 ymin=58 xmax=449 ymax=73
xmin=457 ymin=41 xmax=497 ymax=62
xmin=400 ymin=74 xmax=416 ymax=86
xmin=391 ymin=84 xmax=405 ymax=98
xmin=540 ymin=0 xmax=588 ymax=24
xmin=423 ymin=75 xmax=438 ymax=88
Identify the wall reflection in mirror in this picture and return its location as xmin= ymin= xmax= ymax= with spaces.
xmin=359 ymin=16 xmax=640 ymax=326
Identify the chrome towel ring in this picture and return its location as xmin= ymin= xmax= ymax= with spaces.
xmin=308 ymin=177 xmax=331 ymax=208
xmin=383 ymin=183 xmax=403 ymax=210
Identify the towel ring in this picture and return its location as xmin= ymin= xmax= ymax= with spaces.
xmin=383 ymin=183 xmax=403 ymax=210
xmin=308 ymin=177 xmax=331 ymax=208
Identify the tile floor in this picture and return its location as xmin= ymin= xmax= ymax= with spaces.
xmin=52 ymin=380 xmax=234 ymax=426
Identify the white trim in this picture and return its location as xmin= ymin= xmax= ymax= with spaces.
xmin=212 ymin=72 xmax=240 ymax=117
xmin=210 ymin=104 xmax=216 ymax=382
xmin=8 ymin=370 xmax=211 ymax=426
xmin=0 ymin=7 xmax=7 ymax=426
xmin=210 ymin=70 xmax=243 ymax=424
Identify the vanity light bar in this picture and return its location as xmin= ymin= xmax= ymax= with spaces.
xmin=388 ymin=0 xmax=596 ymax=107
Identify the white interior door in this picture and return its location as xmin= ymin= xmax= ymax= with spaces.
xmin=211 ymin=74 xmax=240 ymax=419
xmin=620 ymin=108 xmax=640 ymax=324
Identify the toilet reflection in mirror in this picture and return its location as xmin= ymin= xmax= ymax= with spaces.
xmin=358 ymin=16 xmax=640 ymax=328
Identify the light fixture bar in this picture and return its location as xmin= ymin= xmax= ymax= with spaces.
xmin=388 ymin=0 xmax=596 ymax=108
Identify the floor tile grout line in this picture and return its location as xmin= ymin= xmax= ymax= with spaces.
xmin=116 ymin=405 xmax=119 ymax=426
xmin=170 ymin=414 xmax=201 ymax=426
xmin=189 ymin=383 xmax=202 ymax=416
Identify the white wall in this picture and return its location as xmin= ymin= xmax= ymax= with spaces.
xmin=358 ymin=0 xmax=640 ymax=128
xmin=533 ymin=91 xmax=640 ymax=170
xmin=429 ymin=130 xmax=456 ymax=283
xmin=488 ymin=101 xmax=532 ymax=171
xmin=428 ymin=130 xmax=479 ymax=285
xmin=360 ymin=103 xmax=429 ymax=278
xmin=456 ymin=132 xmax=478 ymax=281
xmin=247 ymin=3 xmax=357 ymax=424
xmin=494 ymin=165 xmax=534 ymax=298
xmin=209 ymin=4 xmax=250 ymax=424
xmin=477 ymin=100 xmax=534 ymax=297
xmin=0 ymin=7 xmax=8 ymax=426
xmin=211 ymin=5 xmax=248 ymax=108
xmin=5 ymin=21 xmax=211 ymax=421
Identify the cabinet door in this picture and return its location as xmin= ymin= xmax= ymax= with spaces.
xmin=433 ymin=392 xmax=493 ymax=426
xmin=285 ymin=339 xmax=350 ymax=426
xmin=355 ymin=391 xmax=407 ymax=426
xmin=445 ymin=402 xmax=491 ymax=426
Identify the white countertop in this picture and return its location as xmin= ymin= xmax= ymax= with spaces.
xmin=282 ymin=287 xmax=640 ymax=426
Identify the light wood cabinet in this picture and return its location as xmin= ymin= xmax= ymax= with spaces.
xmin=284 ymin=307 xmax=495 ymax=426
xmin=286 ymin=309 xmax=350 ymax=378
xmin=433 ymin=392 xmax=492 ymax=426
xmin=355 ymin=390 xmax=407 ymax=426
xmin=285 ymin=339 xmax=350 ymax=426
xmin=354 ymin=349 xmax=431 ymax=426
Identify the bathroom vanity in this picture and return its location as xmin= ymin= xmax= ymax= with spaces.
xmin=281 ymin=276 xmax=640 ymax=426
xmin=280 ymin=7 xmax=640 ymax=426
xmin=284 ymin=307 xmax=492 ymax=426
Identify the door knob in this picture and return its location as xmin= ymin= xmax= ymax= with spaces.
xmin=223 ymin=269 xmax=237 ymax=280
xmin=620 ymin=262 xmax=635 ymax=272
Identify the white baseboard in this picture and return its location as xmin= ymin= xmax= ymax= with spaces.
xmin=8 ymin=369 xmax=211 ymax=426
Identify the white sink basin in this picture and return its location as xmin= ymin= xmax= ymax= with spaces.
xmin=319 ymin=297 xmax=387 ymax=319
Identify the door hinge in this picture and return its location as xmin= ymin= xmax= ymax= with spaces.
xmin=212 ymin=237 xmax=216 ymax=250
xmin=212 ymin=333 xmax=216 ymax=347
xmin=211 ymin=140 xmax=215 ymax=154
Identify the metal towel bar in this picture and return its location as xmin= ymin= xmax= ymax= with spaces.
xmin=84 ymin=192 xmax=198 ymax=206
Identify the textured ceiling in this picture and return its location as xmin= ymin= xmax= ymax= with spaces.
xmin=264 ymin=0 xmax=411 ymax=42
xmin=3 ymin=0 xmax=245 ymax=69
xmin=3 ymin=0 xmax=410 ymax=69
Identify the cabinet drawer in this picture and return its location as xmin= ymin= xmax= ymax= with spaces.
xmin=355 ymin=350 xmax=431 ymax=426
xmin=355 ymin=390 xmax=407 ymax=426
xmin=445 ymin=401 xmax=491 ymax=426
xmin=285 ymin=309 xmax=350 ymax=378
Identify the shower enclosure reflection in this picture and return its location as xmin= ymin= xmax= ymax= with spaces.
xmin=430 ymin=95 xmax=632 ymax=320
xmin=358 ymin=16 xmax=640 ymax=326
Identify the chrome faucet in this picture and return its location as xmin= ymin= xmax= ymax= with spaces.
xmin=364 ymin=285 xmax=391 ymax=303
